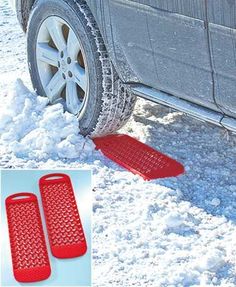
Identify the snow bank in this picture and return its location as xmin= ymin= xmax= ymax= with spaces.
xmin=0 ymin=80 xmax=94 ymax=160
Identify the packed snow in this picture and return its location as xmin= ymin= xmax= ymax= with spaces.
xmin=1 ymin=1 xmax=236 ymax=286
xmin=0 ymin=79 xmax=94 ymax=160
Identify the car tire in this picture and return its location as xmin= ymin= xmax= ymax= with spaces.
xmin=27 ymin=0 xmax=136 ymax=137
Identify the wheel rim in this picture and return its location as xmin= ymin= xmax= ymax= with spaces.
xmin=36 ymin=16 xmax=88 ymax=116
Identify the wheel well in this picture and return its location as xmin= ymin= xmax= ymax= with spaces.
xmin=18 ymin=0 xmax=95 ymax=32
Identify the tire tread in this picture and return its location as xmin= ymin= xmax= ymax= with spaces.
xmin=72 ymin=0 xmax=136 ymax=136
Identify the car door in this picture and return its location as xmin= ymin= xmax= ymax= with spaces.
xmin=207 ymin=0 xmax=236 ymax=118
xmin=145 ymin=0 xmax=218 ymax=110
xmin=89 ymin=0 xmax=218 ymax=111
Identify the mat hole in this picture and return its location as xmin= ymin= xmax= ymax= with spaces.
xmin=12 ymin=195 xmax=31 ymax=200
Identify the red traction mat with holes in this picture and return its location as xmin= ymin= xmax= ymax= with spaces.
xmin=5 ymin=193 xmax=51 ymax=283
xmin=39 ymin=173 xmax=87 ymax=259
xmin=93 ymin=134 xmax=185 ymax=180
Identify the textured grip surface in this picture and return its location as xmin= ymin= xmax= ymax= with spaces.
xmin=5 ymin=193 xmax=51 ymax=283
xmin=39 ymin=173 xmax=87 ymax=258
xmin=93 ymin=134 xmax=185 ymax=180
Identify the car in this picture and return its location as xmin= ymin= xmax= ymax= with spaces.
xmin=9 ymin=0 xmax=236 ymax=136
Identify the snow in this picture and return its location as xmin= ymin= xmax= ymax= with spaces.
xmin=1 ymin=1 xmax=236 ymax=286
xmin=0 ymin=79 xmax=95 ymax=160
xmin=209 ymin=198 xmax=221 ymax=207
xmin=163 ymin=212 xmax=185 ymax=228
xmin=197 ymin=249 xmax=226 ymax=272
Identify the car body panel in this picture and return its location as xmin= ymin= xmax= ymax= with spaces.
xmin=146 ymin=3 xmax=216 ymax=109
xmin=208 ymin=0 xmax=236 ymax=117
xmin=131 ymin=0 xmax=206 ymax=20
xmin=88 ymin=0 xmax=219 ymax=111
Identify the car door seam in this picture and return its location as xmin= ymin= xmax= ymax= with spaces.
xmin=204 ymin=0 xmax=225 ymax=116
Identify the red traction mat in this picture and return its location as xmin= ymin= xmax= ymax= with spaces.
xmin=93 ymin=134 xmax=185 ymax=180
xmin=5 ymin=193 xmax=51 ymax=283
xmin=39 ymin=173 xmax=87 ymax=259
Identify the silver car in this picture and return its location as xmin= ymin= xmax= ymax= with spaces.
xmin=9 ymin=0 xmax=236 ymax=136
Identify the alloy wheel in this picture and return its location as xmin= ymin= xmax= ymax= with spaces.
xmin=36 ymin=16 xmax=88 ymax=116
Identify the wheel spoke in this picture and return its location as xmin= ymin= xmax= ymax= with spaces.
xmin=37 ymin=43 xmax=58 ymax=67
xmin=37 ymin=16 xmax=88 ymax=114
xmin=73 ymin=64 xmax=87 ymax=91
xmin=66 ymin=81 xmax=80 ymax=114
xmin=45 ymin=18 xmax=66 ymax=51
xmin=67 ymin=28 xmax=80 ymax=60
xmin=45 ymin=71 xmax=66 ymax=101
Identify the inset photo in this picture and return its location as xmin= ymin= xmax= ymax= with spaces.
xmin=0 ymin=169 xmax=92 ymax=287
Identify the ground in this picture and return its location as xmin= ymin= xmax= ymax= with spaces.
xmin=1 ymin=1 xmax=236 ymax=286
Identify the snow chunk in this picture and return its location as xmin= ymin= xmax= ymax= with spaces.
xmin=196 ymin=249 xmax=226 ymax=272
xmin=164 ymin=212 xmax=185 ymax=229
xmin=0 ymin=80 xmax=95 ymax=159
xmin=210 ymin=198 xmax=221 ymax=207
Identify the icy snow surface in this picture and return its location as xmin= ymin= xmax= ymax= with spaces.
xmin=1 ymin=1 xmax=236 ymax=286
